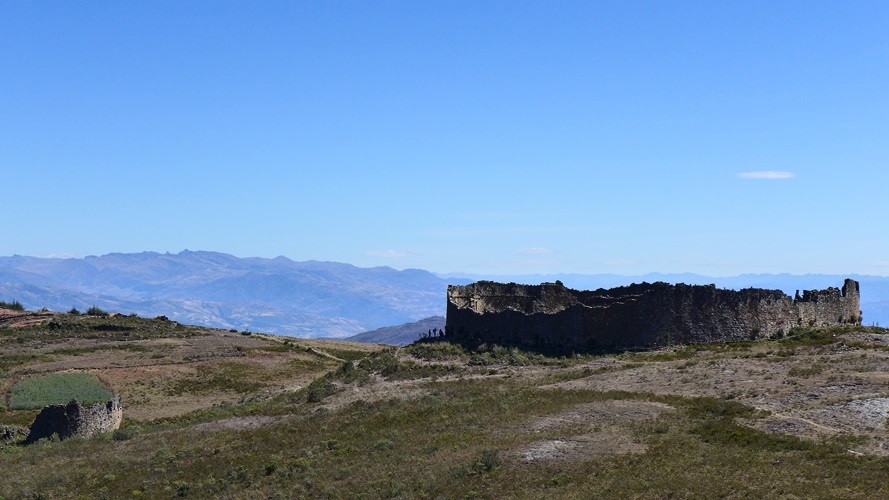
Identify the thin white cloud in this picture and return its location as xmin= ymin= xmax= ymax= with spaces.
xmin=366 ymin=249 xmax=410 ymax=258
xmin=517 ymin=247 xmax=555 ymax=255
xmin=737 ymin=171 xmax=796 ymax=180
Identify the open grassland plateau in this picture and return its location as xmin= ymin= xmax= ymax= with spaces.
xmin=1 ymin=310 xmax=888 ymax=498
xmin=0 ymin=308 xmax=374 ymax=425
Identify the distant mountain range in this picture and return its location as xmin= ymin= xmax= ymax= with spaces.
xmin=0 ymin=251 xmax=465 ymax=338
xmin=2 ymin=251 xmax=889 ymax=338
xmin=346 ymin=316 xmax=446 ymax=345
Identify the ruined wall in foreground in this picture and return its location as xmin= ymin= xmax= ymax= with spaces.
xmin=25 ymin=397 xmax=122 ymax=443
xmin=445 ymin=279 xmax=861 ymax=352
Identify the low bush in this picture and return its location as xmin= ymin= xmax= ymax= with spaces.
xmin=692 ymin=418 xmax=812 ymax=452
xmin=112 ymin=428 xmax=137 ymax=441
xmin=787 ymin=364 xmax=825 ymax=378
xmin=405 ymin=342 xmax=468 ymax=361
xmin=685 ymin=396 xmax=762 ymax=420
xmin=471 ymin=449 xmax=501 ymax=474
xmin=85 ymin=306 xmax=109 ymax=317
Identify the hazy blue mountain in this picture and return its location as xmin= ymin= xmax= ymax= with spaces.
xmin=0 ymin=251 xmax=465 ymax=338
xmin=346 ymin=316 xmax=447 ymax=345
xmin=2 ymin=251 xmax=887 ymax=338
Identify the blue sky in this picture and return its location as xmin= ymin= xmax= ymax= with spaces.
xmin=2 ymin=1 xmax=888 ymax=276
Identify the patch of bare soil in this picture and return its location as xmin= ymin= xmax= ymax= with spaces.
xmin=0 ymin=309 xmax=55 ymax=328
xmin=810 ymin=398 xmax=889 ymax=432
xmin=193 ymin=415 xmax=285 ymax=432
xmin=516 ymin=400 xmax=673 ymax=462
xmin=542 ymin=333 xmax=889 ymax=455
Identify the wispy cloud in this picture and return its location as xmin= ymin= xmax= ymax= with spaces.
xmin=736 ymin=171 xmax=796 ymax=180
xmin=605 ymin=259 xmax=638 ymax=266
xmin=517 ymin=247 xmax=555 ymax=255
xmin=366 ymin=249 xmax=410 ymax=258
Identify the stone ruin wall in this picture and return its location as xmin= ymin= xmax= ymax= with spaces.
xmin=445 ymin=279 xmax=861 ymax=353
xmin=25 ymin=396 xmax=122 ymax=444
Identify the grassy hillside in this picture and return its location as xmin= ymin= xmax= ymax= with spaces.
xmin=2 ymin=309 xmax=888 ymax=498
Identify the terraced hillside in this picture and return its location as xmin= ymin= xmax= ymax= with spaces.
xmin=1 ymin=307 xmax=888 ymax=498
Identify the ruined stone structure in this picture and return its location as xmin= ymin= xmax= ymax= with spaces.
xmin=25 ymin=396 xmax=122 ymax=444
xmin=446 ymin=279 xmax=861 ymax=353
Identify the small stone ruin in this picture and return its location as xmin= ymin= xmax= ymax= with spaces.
xmin=24 ymin=396 xmax=123 ymax=444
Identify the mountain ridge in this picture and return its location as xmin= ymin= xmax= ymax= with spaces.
xmin=346 ymin=316 xmax=446 ymax=345
xmin=0 ymin=251 xmax=460 ymax=338
xmin=3 ymin=251 xmax=889 ymax=337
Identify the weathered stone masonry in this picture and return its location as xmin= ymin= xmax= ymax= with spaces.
xmin=446 ymin=279 xmax=861 ymax=352
xmin=25 ymin=396 xmax=122 ymax=444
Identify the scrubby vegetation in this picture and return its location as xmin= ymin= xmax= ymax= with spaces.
xmin=0 ymin=299 xmax=24 ymax=311
xmin=3 ymin=380 xmax=887 ymax=498
xmin=85 ymin=305 xmax=109 ymax=317
xmin=0 ymin=313 xmax=204 ymax=344
xmin=300 ymin=348 xmax=459 ymax=404
xmin=1 ymin=317 xmax=888 ymax=498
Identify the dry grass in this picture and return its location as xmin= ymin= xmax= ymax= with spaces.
xmin=1 ymin=318 xmax=888 ymax=498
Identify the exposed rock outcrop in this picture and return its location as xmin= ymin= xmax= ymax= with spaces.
xmin=446 ymin=279 xmax=861 ymax=353
xmin=24 ymin=396 xmax=122 ymax=444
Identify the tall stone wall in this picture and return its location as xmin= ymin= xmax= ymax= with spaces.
xmin=25 ymin=396 xmax=122 ymax=444
xmin=445 ymin=279 xmax=861 ymax=353
xmin=795 ymin=280 xmax=861 ymax=327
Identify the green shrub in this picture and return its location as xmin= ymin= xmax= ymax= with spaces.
xmin=68 ymin=307 xmax=81 ymax=315
xmin=779 ymin=327 xmax=842 ymax=347
xmin=685 ymin=396 xmax=760 ymax=420
xmin=0 ymin=299 xmax=24 ymax=311
xmin=112 ymin=428 xmax=137 ymax=441
xmin=264 ymin=461 xmax=278 ymax=475
xmin=787 ymin=364 xmax=824 ymax=378
xmin=306 ymin=381 xmax=338 ymax=403
xmin=471 ymin=450 xmax=501 ymax=474
xmin=86 ymin=306 xmax=109 ymax=317
xmin=692 ymin=418 xmax=812 ymax=452
xmin=405 ymin=342 xmax=467 ymax=361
